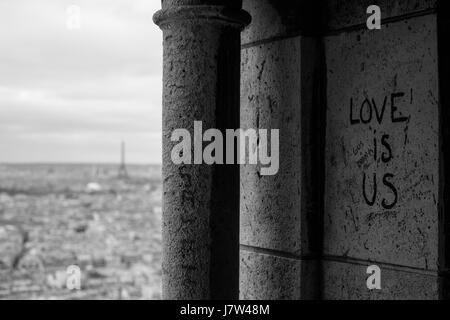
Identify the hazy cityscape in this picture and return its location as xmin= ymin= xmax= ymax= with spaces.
xmin=0 ymin=163 xmax=162 ymax=299
xmin=0 ymin=1 xmax=163 ymax=300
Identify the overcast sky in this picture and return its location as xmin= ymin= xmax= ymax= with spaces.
xmin=0 ymin=0 xmax=162 ymax=164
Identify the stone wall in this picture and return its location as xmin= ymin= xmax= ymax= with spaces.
xmin=240 ymin=0 xmax=449 ymax=300
xmin=323 ymin=0 xmax=442 ymax=300
xmin=239 ymin=0 xmax=323 ymax=300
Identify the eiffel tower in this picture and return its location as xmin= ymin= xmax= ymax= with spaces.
xmin=118 ymin=141 xmax=128 ymax=179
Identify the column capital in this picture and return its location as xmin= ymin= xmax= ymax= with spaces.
xmin=153 ymin=5 xmax=251 ymax=30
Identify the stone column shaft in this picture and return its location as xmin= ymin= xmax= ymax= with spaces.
xmin=154 ymin=1 xmax=250 ymax=299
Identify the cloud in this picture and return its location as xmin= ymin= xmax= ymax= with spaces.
xmin=0 ymin=0 xmax=163 ymax=164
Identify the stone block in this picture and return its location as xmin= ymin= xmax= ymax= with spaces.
xmin=322 ymin=259 xmax=439 ymax=299
xmin=240 ymin=36 xmax=302 ymax=254
xmin=324 ymin=0 xmax=437 ymax=31
xmin=324 ymin=15 xmax=439 ymax=269
xmin=240 ymin=249 xmax=302 ymax=300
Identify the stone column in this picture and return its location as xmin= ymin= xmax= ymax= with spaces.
xmin=153 ymin=1 xmax=250 ymax=300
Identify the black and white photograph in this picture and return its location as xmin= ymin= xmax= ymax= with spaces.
xmin=0 ymin=0 xmax=450 ymax=312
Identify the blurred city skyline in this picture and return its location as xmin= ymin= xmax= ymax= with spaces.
xmin=0 ymin=0 xmax=163 ymax=164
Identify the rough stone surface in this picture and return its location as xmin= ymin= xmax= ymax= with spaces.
xmin=241 ymin=0 xmax=321 ymax=45
xmin=240 ymin=36 xmax=302 ymax=254
xmin=162 ymin=22 xmax=218 ymax=300
xmin=158 ymin=4 xmax=245 ymax=297
xmin=242 ymin=0 xmax=294 ymax=45
xmin=322 ymin=260 xmax=439 ymax=300
xmin=240 ymin=250 xmax=302 ymax=300
xmin=240 ymin=35 xmax=323 ymax=258
xmin=324 ymin=15 xmax=439 ymax=270
xmin=324 ymin=0 xmax=437 ymax=31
